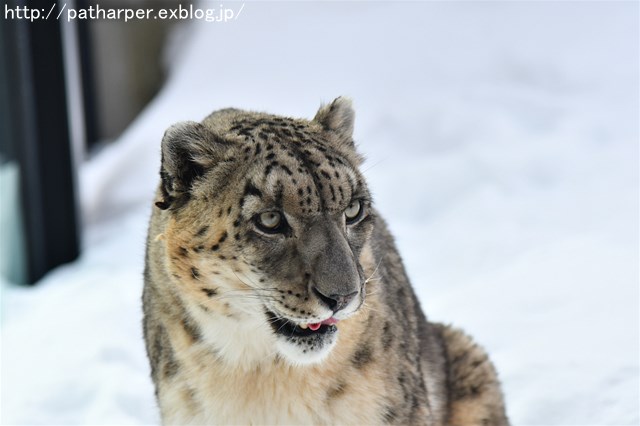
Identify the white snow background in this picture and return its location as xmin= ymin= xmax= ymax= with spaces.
xmin=1 ymin=1 xmax=638 ymax=425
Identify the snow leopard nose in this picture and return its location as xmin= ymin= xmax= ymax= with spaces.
xmin=312 ymin=286 xmax=358 ymax=313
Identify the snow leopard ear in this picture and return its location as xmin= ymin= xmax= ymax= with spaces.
xmin=157 ymin=121 xmax=228 ymax=210
xmin=313 ymin=97 xmax=355 ymax=149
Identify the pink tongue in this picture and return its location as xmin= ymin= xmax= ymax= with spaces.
xmin=321 ymin=317 xmax=338 ymax=326
xmin=308 ymin=318 xmax=338 ymax=331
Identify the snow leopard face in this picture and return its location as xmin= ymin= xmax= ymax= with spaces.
xmin=157 ymin=98 xmax=375 ymax=365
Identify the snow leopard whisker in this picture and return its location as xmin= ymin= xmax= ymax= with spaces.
xmin=364 ymin=259 xmax=383 ymax=285
xmin=361 ymin=159 xmax=386 ymax=175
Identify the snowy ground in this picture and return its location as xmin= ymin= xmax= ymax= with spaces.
xmin=2 ymin=1 xmax=638 ymax=425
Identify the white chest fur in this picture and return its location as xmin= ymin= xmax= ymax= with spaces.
xmin=160 ymin=308 xmax=384 ymax=425
xmin=160 ymin=347 xmax=383 ymax=425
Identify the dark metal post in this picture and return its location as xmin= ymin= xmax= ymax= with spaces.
xmin=0 ymin=0 xmax=81 ymax=284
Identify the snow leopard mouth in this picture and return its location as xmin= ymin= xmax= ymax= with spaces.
xmin=265 ymin=310 xmax=338 ymax=339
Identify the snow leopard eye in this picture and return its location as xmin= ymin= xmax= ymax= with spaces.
xmin=256 ymin=211 xmax=285 ymax=234
xmin=345 ymin=200 xmax=363 ymax=225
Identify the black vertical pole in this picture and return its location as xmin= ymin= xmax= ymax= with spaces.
xmin=75 ymin=0 xmax=98 ymax=148
xmin=1 ymin=0 xmax=80 ymax=284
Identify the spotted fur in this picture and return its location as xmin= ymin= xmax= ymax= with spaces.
xmin=143 ymin=97 xmax=509 ymax=424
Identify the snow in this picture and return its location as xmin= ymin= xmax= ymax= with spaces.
xmin=2 ymin=1 xmax=638 ymax=424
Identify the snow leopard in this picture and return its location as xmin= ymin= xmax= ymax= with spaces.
xmin=142 ymin=97 xmax=509 ymax=425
